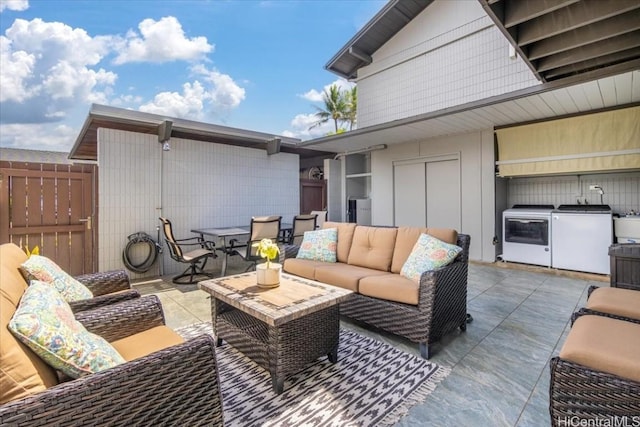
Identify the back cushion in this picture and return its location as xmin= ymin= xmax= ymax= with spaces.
xmin=347 ymin=226 xmax=398 ymax=271
xmin=323 ymin=222 xmax=357 ymax=263
xmin=0 ymin=244 xmax=58 ymax=404
xmin=391 ymin=227 xmax=458 ymax=273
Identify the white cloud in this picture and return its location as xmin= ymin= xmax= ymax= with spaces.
xmin=283 ymin=113 xmax=335 ymax=140
xmin=0 ymin=122 xmax=77 ymax=151
xmin=299 ymin=78 xmax=355 ymax=102
xmin=0 ymin=0 xmax=29 ymax=12
xmin=0 ymin=18 xmax=116 ymax=123
xmin=114 ymin=16 xmax=212 ymax=64
xmin=191 ymin=64 xmax=245 ymax=110
xmin=139 ymin=81 xmax=207 ymax=118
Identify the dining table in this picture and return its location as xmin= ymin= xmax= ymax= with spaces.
xmin=192 ymin=223 xmax=292 ymax=277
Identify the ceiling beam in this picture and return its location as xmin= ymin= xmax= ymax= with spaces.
xmin=504 ymin=0 xmax=579 ymax=28
xmin=537 ymin=31 xmax=640 ymax=72
xmin=528 ymin=9 xmax=640 ymax=60
xmin=542 ymin=47 xmax=640 ymax=80
xmin=518 ymin=0 xmax=640 ymax=46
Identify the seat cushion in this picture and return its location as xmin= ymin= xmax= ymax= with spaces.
xmin=314 ymin=263 xmax=389 ymax=292
xmin=347 ymin=226 xmax=398 ymax=271
xmin=391 ymin=227 xmax=458 ymax=273
xmin=9 ymin=281 xmax=125 ymax=379
xmin=401 ymin=234 xmax=462 ymax=283
xmin=560 ymin=315 xmax=640 ymax=383
xmin=1 ymin=244 xmax=58 ymax=404
xmin=323 ymin=222 xmax=357 ymax=263
xmin=21 ymin=255 xmax=93 ymax=302
xmin=111 ymin=326 xmax=185 ymax=362
xmin=359 ymin=274 xmax=419 ymax=305
xmin=283 ymin=258 xmax=327 ymax=280
xmin=587 ymin=287 xmax=640 ymax=320
xmin=296 ymin=228 xmax=338 ymax=262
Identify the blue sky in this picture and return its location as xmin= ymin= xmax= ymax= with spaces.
xmin=0 ymin=0 xmax=385 ymax=152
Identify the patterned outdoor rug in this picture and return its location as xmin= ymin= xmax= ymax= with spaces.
xmin=176 ymin=322 xmax=450 ymax=427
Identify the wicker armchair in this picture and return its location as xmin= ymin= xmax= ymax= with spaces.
xmin=550 ymin=311 xmax=640 ymax=423
xmin=0 ymin=296 xmax=224 ymax=426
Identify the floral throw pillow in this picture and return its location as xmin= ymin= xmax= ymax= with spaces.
xmin=401 ymin=233 xmax=462 ymax=283
xmin=21 ymin=255 xmax=93 ymax=302
xmin=296 ymin=228 xmax=338 ymax=262
xmin=8 ymin=281 xmax=125 ymax=378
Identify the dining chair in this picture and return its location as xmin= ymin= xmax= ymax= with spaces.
xmin=158 ymin=217 xmax=217 ymax=284
xmin=228 ymin=216 xmax=282 ymax=271
xmin=289 ymin=214 xmax=317 ymax=245
xmin=310 ymin=210 xmax=327 ymax=229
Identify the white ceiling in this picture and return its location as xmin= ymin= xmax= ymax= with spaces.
xmin=302 ymin=69 xmax=639 ymax=153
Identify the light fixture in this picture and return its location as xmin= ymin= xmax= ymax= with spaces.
xmin=334 ymin=144 xmax=387 ymax=159
xmin=162 ymin=141 xmax=171 ymax=151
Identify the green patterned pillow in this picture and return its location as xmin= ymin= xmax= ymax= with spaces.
xmin=21 ymin=255 xmax=93 ymax=302
xmin=401 ymin=233 xmax=462 ymax=283
xmin=8 ymin=281 xmax=125 ymax=378
xmin=296 ymin=228 xmax=338 ymax=262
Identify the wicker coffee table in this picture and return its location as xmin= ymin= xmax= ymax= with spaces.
xmin=198 ymin=272 xmax=352 ymax=394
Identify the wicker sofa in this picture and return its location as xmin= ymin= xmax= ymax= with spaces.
xmin=283 ymin=222 xmax=470 ymax=358
xmin=0 ymin=243 xmax=224 ymax=426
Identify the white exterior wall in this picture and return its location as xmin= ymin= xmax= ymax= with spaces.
xmin=370 ymin=129 xmax=496 ymax=262
xmin=98 ymin=128 xmax=299 ymax=279
xmin=357 ymin=0 xmax=539 ymax=127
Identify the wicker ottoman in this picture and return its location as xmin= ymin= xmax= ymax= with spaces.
xmin=549 ymin=315 xmax=640 ymax=424
xmin=582 ymin=286 xmax=640 ymax=322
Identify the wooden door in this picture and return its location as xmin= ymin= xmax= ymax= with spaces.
xmin=0 ymin=162 xmax=97 ymax=275
xmin=300 ymin=179 xmax=326 ymax=214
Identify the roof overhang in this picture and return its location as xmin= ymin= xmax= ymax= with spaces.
xmin=300 ymin=65 xmax=640 ymax=153
xmin=68 ymin=104 xmax=335 ymax=161
xmin=325 ymin=0 xmax=433 ymax=79
xmin=478 ymin=0 xmax=640 ymax=83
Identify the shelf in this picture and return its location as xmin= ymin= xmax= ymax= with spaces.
xmin=346 ymin=173 xmax=371 ymax=179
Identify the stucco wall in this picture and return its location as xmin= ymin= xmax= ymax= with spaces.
xmin=97 ymin=128 xmax=300 ymax=278
xmin=356 ymin=0 xmax=538 ymax=128
xmin=370 ymin=129 xmax=496 ymax=262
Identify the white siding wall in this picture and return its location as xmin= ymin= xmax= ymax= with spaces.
xmin=98 ymin=128 xmax=300 ymax=279
xmin=357 ymin=0 xmax=538 ymax=128
xmin=370 ymin=129 xmax=496 ymax=262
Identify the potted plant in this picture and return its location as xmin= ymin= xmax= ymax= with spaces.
xmin=253 ymin=238 xmax=281 ymax=288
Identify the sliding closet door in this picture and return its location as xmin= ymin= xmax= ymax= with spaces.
xmin=393 ymin=162 xmax=426 ymax=227
xmin=393 ymin=154 xmax=460 ymax=229
xmin=426 ymin=158 xmax=460 ymax=230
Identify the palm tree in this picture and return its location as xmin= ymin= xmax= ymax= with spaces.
xmin=309 ymin=84 xmax=348 ymax=133
xmin=344 ymin=86 xmax=357 ymax=131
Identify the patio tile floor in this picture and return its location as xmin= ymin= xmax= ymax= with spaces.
xmin=134 ymin=262 xmax=605 ymax=426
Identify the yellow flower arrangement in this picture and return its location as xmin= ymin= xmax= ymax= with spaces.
xmin=252 ymin=238 xmax=280 ymax=268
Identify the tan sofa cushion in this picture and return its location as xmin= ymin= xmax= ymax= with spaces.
xmin=314 ymin=263 xmax=389 ymax=292
xmin=391 ymin=227 xmax=458 ymax=273
xmin=587 ymin=287 xmax=640 ymax=320
xmin=359 ymin=274 xmax=419 ymax=305
xmin=560 ymin=315 xmax=640 ymax=383
xmin=347 ymin=226 xmax=397 ymax=271
xmin=323 ymin=222 xmax=356 ymax=263
xmin=283 ymin=258 xmax=327 ymax=280
xmin=1 ymin=243 xmax=58 ymax=404
xmin=111 ymin=326 xmax=185 ymax=362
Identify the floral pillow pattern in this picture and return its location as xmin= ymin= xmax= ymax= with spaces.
xmin=401 ymin=233 xmax=462 ymax=283
xmin=21 ymin=255 xmax=93 ymax=302
xmin=296 ymin=228 xmax=338 ymax=263
xmin=8 ymin=281 xmax=125 ymax=378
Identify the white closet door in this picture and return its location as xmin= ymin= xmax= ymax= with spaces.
xmin=426 ymin=159 xmax=461 ymax=230
xmin=393 ymin=162 xmax=426 ymax=227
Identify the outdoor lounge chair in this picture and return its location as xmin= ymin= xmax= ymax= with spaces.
xmin=227 ymin=215 xmax=281 ymax=271
xmin=159 ymin=217 xmax=217 ymax=284
xmin=289 ymin=214 xmax=317 ymax=245
xmin=310 ymin=210 xmax=327 ymax=228
xmin=0 ymin=295 xmax=224 ymax=426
